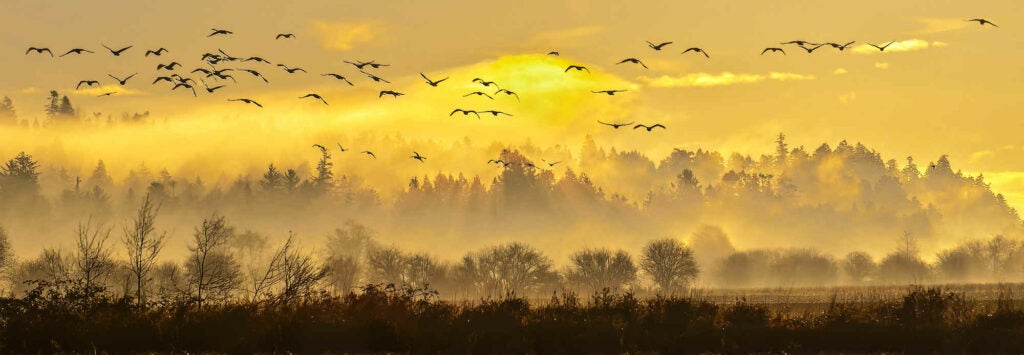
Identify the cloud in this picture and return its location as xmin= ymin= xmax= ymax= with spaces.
xmin=70 ymin=85 xmax=145 ymax=96
xmin=311 ymin=20 xmax=381 ymax=51
xmin=851 ymin=39 xmax=945 ymax=54
xmin=530 ymin=26 xmax=604 ymax=48
xmin=875 ymin=62 xmax=889 ymax=69
xmin=833 ymin=68 xmax=848 ymax=75
xmin=914 ymin=18 xmax=970 ymax=34
xmin=639 ymin=71 xmax=814 ymax=88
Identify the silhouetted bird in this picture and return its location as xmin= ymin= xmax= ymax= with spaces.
xmin=647 ymin=41 xmax=673 ymax=50
xmin=153 ymin=76 xmax=174 ymax=85
xmin=145 ymin=48 xmax=168 ymax=56
xmin=966 ymin=18 xmax=998 ymax=27
xmin=361 ymin=71 xmax=391 ymax=83
xmin=543 ymin=159 xmax=562 ymax=167
xmin=598 ymin=120 xmax=634 ymax=129
xmin=275 ymin=33 xmax=296 ymax=39
xmin=217 ymin=49 xmax=239 ymax=61
xmin=191 ymin=68 xmax=213 ymax=75
xmin=781 ymin=40 xmax=819 ymax=46
xmin=592 ymin=90 xmax=627 ymax=96
xmin=102 ymin=44 xmax=132 ymax=56
xmin=300 ymin=93 xmax=328 ymax=105
xmin=337 ymin=143 xmax=348 ymax=152
xmin=481 ymin=110 xmax=512 ymax=117
xmin=229 ymin=98 xmax=262 ymax=107
xmin=867 ymin=41 xmax=895 ymax=51
xmin=243 ymin=56 xmax=272 ymax=64
xmin=208 ymin=28 xmax=233 ymax=37
xmin=565 ymin=65 xmax=590 ymax=73
xmin=322 ymin=73 xmax=354 ymax=85
xmin=681 ymin=47 xmax=711 ymax=58
xmin=761 ymin=47 xmax=786 ymax=55
xmin=277 ymin=64 xmax=307 ymax=74
xmin=379 ymin=90 xmax=403 ymax=98
xmin=76 ymin=80 xmax=100 ymax=89
xmin=26 ymin=47 xmax=53 ymax=57
xmin=617 ymin=58 xmax=648 ymax=68
xmin=199 ymin=79 xmax=225 ymax=93
xmin=60 ymin=48 xmax=93 ymax=57
xmin=450 ymin=109 xmax=481 ymax=118
xmin=421 ymin=73 xmax=449 ymax=86
xmin=548 ymin=51 xmax=559 ymax=56
xmin=107 ymin=73 xmax=137 ymax=85
xmin=463 ymin=91 xmax=494 ymax=99
xmin=362 ymin=151 xmax=376 ymax=159
xmin=344 ymin=60 xmax=373 ymax=70
xmin=825 ymin=41 xmax=856 ymax=51
xmin=798 ymin=43 xmax=826 ymax=53
xmin=365 ymin=61 xmax=389 ymax=69
xmin=634 ymin=123 xmax=666 ymax=131
xmin=494 ymin=89 xmax=520 ymax=101
xmin=171 ymin=74 xmax=196 ymax=85
xmin=156 ymin=62 xmax=182 ymax=70
xmin=97 ymin=92 xmax=116 ymax=97
xmin=239 ymin=69 xmax=269 ymax=83
xmin=172 ymin=82 xmax=197 ymax=96
xmin=411 ymin=152 xmax=426 ymax=163
xmin=472 ymin=78 xmax=501 ymax=89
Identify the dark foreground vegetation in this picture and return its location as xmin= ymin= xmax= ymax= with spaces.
xmin=2 ymin=283 xmax=1024 ymax=353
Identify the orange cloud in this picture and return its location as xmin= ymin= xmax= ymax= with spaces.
xmin=639 ymin=71 xmax=814 ymax=88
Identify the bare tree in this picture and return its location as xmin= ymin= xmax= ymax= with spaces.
xmin=367 ymin=247 xmax=408 ymax=285
xmin=74 ymin=220 xmax=115 ymax=292
xmin=121 ymin=194 xmax=167 ymax=305
xmin=842 ymin=251 xmax=877 ymax=284
xmin=564 ymin=248 xmax=637 ymax=293
xmin=640 ymin=238 xmax=699 ymax=294
xmin=279 ymin=236 xmax=328 ymax=302
xmin=186 ymin=214 xmax=240 ymax=309
xmin=324 ymin=255 xmax=360 ymax=295
xmin=459 ymin=242 xmax=557 ymax=298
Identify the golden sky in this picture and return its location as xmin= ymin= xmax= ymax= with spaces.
xmin=1 ymin=0 xmax=1023 ymax=207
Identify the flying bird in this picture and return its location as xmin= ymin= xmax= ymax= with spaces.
xmin=172 ymin=82 xmax=197 ymax=96
xmin=450 ymin=109 xmax=481 ymax=118
xmin=681 ymin=47 xmax=710 ymax=58
xmin=598 ymin=121 xmax=634 ymax=129
xmin=781 ymin=40 xmax=819 ymax=46
xmin=156 ymin=62 xmax=182 ymax=71
xmin=321 ymin=73 xmax=354 ymax=85
xmin=344 ymin=60 xmax=374 ymax=70
xmin=761 ymin=47 xmax=786 ymax=55
xmin=60 ymin=48 xmax=93 ymax=57
xmin=208 ymin=28 xmax=233 ymax=37
xmin=337 ymin=143 xmax=348 ymax=152
xmin=365 ymin=62 xmax=389 ymax=69
xmin=229 ymin=98 xmax=262 ymax=107
xmin=472 ymin=78 xmax=501 ymax=89
xmin=379 ymin=90 xmax=403 ymax=98
xmin=153 ymin=76 xmax=174 ymax=85
xmin=634 ymin=123 xmax=666 ymax=131
xmin=191 ymin=68 xmax=213 ymax=75
xmin=421 ymin=73 xmax=449 ymax=86
xmin=243 ymin=56 xmax=272 ymax=64
xmin=481 ymin=110 xmax=512 ymax=117
xmin=592 ymin=89 xmax=627 ymax=96
xmin=97 ymin=92 xmax=117 ymax=97
xmin=543 ymin=159 xmax=562 ymax=167
xmin=965 ymin=18 xmax=998 ymax=27
xmin=825 ymin=41 xmax=856 ymax=51
xmin=277 ymin=64 xmax=307 ymax=74
xmin=25 ymin=47 xmax=53 ymax=57
xmin=199 ymin=79 xmax=225 ymax=93
xmin=239 ymin=69 xmax=269 ymax=83
xmin=411 ymin=152 xmax=426 ymax=163
xmin=275 ymin=33 xmax=296 ymax=39
xmin=646 ymin=41 xmax=673 ymax=50
xmin=867 ymin=41 xmax=895 ymax=51
xmin=798 ymin=43 xmax=826 ymax=53
xmin=565 ymin=65 xmax=590 ymax=73
xmin=616 ymin=58 xmax=648 ymax=69
xmin=145 ymin=48 xmax=168 ymax=56
xmin=76 ymin=80 xmax=100 ymax=89
xmin=361 ymin=71 xmax=391 ymax=83
xmin=547 ymin=51 xmax=559 ymax=56
xmin=101 ymin=44 xmax=132 ymax=56
xmin=463 ymin=91 xmax=494 ymax=99
xmin=494 ymin=89 xmax=520 ymax=101
xmin=361 ymin=151 xmax=376 ymax=159
xmin=300 ymin=93 xmax=328 ymax=105
xmin=171 ymin=74 xmax=196 ymax=85
xmin=107 ymin=73 xmax=137 ymax=86
xmin=216 ymin=49 xmax=240 ymax=61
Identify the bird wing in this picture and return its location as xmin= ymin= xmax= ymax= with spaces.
xmin=761 ymin=48 xmax=770 ymax=55
xmin=653 ymin=124 xmax=666 ymax=129
xmin=633 ymin=124 xmax=647 ymax=129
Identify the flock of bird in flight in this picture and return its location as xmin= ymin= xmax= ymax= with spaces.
xmin=23 ymin=18 xmax=998 ymax=165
